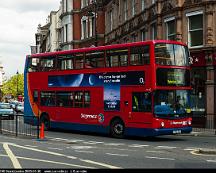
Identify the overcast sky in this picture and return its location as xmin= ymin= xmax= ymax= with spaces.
xmin=0 ymin=0 xmax=60 ymax=78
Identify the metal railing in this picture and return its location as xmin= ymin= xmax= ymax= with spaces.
xmin=0 ymin=111 xmax=39 ymax=139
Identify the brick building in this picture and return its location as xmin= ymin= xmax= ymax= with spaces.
xmin=104 ymin=0 xmax=216 ymax=129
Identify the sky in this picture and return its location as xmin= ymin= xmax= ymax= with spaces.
xmin=0 ymin=0 xmax=60 ymax=78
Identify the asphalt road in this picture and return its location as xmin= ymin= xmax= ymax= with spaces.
xmin=0 ymin=130 xmax=216 ymax=169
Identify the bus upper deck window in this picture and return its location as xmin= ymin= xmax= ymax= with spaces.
xmin=40 ymin=57 xmax=56 ymax=71
xmin=130 ymin=46 xmax=150 ymax=65
xmin=28 ymin=58 xmax=40 ymax=72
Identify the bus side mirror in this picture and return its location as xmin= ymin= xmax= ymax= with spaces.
xmin=124 ymin=101 xmax=128 ymax=106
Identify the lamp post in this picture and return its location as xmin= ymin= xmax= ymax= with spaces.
xmin=16 ymin=70 xmax=19 ymax=101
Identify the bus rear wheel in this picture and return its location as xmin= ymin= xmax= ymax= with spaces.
xmin=110 ymin=119 xmax=125 ymax=138
xmin=40 ymin=114 xmax=50 ymax=131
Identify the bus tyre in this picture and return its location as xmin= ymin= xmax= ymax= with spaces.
xmin=110 ymin=119 xmax=125 ymax=138
xmin=40 ymin=115 xmax=50 ymax=131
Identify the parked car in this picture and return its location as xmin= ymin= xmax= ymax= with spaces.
xmin=0 ymin=103 xmax=14 ymax=120
xmin=15 ymin=102 xmax=24 ymax=114
xmin=9 ymin=101 xmax=18 ymax=109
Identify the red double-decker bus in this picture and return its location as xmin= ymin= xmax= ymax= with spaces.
xmin=24 ymin=40 xmax=192 ymax=138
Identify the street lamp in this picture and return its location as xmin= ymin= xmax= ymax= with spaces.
xmin=16 ymin=70 xmax=19 ymax=101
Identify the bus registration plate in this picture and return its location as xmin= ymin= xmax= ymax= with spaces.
xmin=173 ymin=130 xmax=181 ymax=134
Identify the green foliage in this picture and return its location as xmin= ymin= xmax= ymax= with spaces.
xmin=1 ymin=73 xmax=24 ymax=98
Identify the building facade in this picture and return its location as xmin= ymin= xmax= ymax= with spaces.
xmin=0 ymin=62 xmax=4 ymax=101
xmin=105 ymin=0 xmax=216 ymax=129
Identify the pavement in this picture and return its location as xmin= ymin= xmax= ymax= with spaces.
xmin=188 ymin=128 xmax=216 ymax=137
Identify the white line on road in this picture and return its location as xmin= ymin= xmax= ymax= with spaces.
xmin=128 ymin=144 xmax=149 ymax=148
xmin=24 ymin=145 xmax=38 ymax=148
xmin=83 ymin=141 xmax=104 ymax=145
xmin=3 ymin=143 xmax=22 ymax=169
xmin=155 ymin=146 xmax=177 ymax=149
xmin=106 ymin=153 xmax=129 ymax=157
xmin=75 ymin=150 xmax=94 ymax=153
xmin=6 ymin=142 xmax=120 ymax=169
xmin=206 ymin=160 xmax=216 ymax=163
xmin=15 ymin=156 xmax=95 ymax=169
xmin=80 ymin=159 xmax=121 ymax=169
xmin=146 ymin=150 xmax=165 ymax=153
xmin=145 ymin=156 xmax=175 ymax=161
xmin=48 ymin=147 xmax=63 ymax=151
xmin=104 ymin=143 xmax=125 ymax=146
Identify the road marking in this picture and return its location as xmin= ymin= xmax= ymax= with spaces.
xmin=75 ymin=150 xmax=94 ymax=154
xmin=106 ymin=153 xmax=129 ymax=157
xmin=206 ymin=160 xmax=216 ymax=163
xmin=155 ymin=146 xmax=177 ymax=149
xmin=146 ymin=150 xmax=165 ymax=153
xmin=68 ymin=146 xmax=96 ymax=150
xmin=24 ymin=145 xmax=38 ymax=148
xmin=6 ymin=143 xmax=120 ymax=169
xmin=145 ymin=156 xmax=175 ymax=161
xmin=48 ymin=147 xmax=63 ymax=151
xmin=3 ymin=143 xmax=22 ymax=169
xmin=128 ymin=144 xmax=149 ymax=148
xmin=184 ymin=147 xmax=201 ymax=151
xmin=83 ymin=141 xmax=104 ymax=145
xmin=80 ymin=159 xmax=121 ymax=169
xmin=16 ymin=156 xmax=95 ymax=169
xmin=104 ymin=143 xmax=125 ymax=146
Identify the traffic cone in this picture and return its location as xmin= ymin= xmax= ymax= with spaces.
xmin=40 ymin=122 xmax=45 ymax=140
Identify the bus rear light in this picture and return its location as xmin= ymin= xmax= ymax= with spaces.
xmin=161 ymin=122 xmax=165 ymax=127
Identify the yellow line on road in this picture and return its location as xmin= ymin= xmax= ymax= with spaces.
xmin=3 ymin=143 xmax=22 ymax=169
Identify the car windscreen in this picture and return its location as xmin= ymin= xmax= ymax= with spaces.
xmin=0 ymin=104 xmax=11 ymax=109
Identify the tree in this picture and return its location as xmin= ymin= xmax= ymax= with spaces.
xmin=1 ymin=73 xmax=24 ymax=99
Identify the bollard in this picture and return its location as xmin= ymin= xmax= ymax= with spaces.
xmin=40 ymin=122 xmax=45 ymax=140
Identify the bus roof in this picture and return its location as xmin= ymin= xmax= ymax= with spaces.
xmin=28 ymin=40 xmax=187 ymax=58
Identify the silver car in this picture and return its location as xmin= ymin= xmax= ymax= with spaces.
xmin=0 ymin=103 xmax=14 ymax=120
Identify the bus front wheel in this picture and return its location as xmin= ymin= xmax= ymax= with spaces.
xmin=110 ymin=119 xmax=125 ymax=138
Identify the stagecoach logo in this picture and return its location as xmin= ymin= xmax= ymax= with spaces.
xmin=98 ymin=113 xmax=104 ymax=123
xmin=81 ymin=113 xmax=97 ymax=119
xmin=80 ymin=113 xmax=105 ymax=123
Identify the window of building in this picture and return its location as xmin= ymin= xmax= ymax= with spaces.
xmin=132 ymin=92 xmax=152 ymax=112
xmin=187 ymin=11 xmax=203 ymax=47
xmin=85 ymin=51 xmax=105 ymax=68
xmin=165 ymin=18 xmax=176 ymax=40
xmin=131 ymin=0 xmax=136 ymax=16
xmin=65 ymin=24 xmax=68 ymax=42
xmin=89 ymin=15 xmax=96 ymax=37
xmin=141 ymin=29 xmax=146 ymax=41
xmin=150 ymin=23 xmax=157 ymax=40
xmin=106 ymin=49 xmax=128 ymax=67
xmin=190 ymin=68 xmax=206 ymax=114
xmin=81 ymin=16 xmax=88 ymax=39
xmin=40 ymin=57 xmax=56 ymax=71
xmin=57 ymin=55 xmax=74 ymax=70
xmin=130 ymin=45 xmax=150 ymax=65
xmin=81 ymin=0 xmax=88 ymax=8
xmin=40 ymin=91 xmax=56 ymax=107
xmin=131 ymin=34 xmax=136 ymax=42
xmin=141 ymin=0 xmax=145 ymax=11
xmin=123 ymin=0 xmax=128 ymax=21
xmin=108 ymin=10 xmax=113 ymax=32
xmin=56 ymin=92 xmax=73 ymax=107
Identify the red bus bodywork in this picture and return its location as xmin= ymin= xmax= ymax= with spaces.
xmin=24 ymin=40 xmax=192 ymax=137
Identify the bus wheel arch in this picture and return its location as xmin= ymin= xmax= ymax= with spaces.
xmin=40 ymin=112 xmax=50 ymax=130
xmin=110 ymin=117 xmax=125 ymax=138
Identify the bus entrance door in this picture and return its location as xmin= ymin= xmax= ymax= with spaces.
xmin=122 ymin=88 xmax=152 ymax=126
